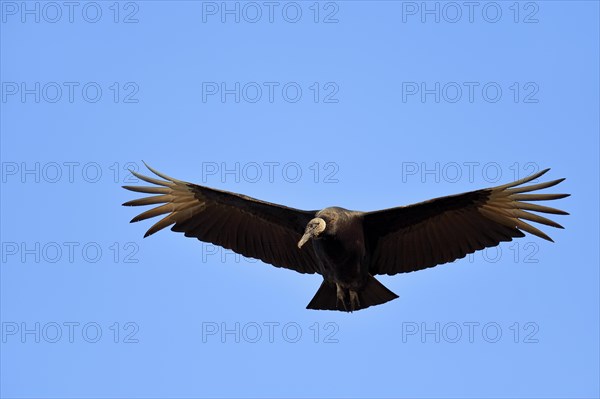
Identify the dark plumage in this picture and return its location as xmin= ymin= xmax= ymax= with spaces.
xmin=123 ymin=163 xmax=569 ymax=312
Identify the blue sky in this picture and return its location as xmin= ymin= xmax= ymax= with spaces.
xmin=1 ymin=1 xmax=598 ymax=398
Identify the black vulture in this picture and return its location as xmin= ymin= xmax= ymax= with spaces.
xmin=123 ymin=163 xmax=569 ymax=312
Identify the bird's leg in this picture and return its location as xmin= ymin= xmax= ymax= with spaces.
xmin=349 ymin=290 xmax=360 ymax=311
xmin=336 ymin=284 xmax=348 ymax=311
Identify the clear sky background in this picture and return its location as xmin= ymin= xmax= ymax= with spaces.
xmin=1 ymin=1 xmax=598 ymax=398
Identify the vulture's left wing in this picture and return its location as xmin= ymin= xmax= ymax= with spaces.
xmin=363 ymin=169 xmax=569 ymax=275
xmin=123 ymin=164 xmax=320 ymax=274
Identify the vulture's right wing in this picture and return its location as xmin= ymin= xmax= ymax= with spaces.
xmin=123 ymin=164 xmax=320 ymax=274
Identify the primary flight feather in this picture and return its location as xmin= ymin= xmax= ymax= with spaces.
xmin=123 ymin=163 xmax=569 ymax=312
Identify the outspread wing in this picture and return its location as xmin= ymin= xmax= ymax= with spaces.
xmin=364 ymin=169 xmax=569 ymax=275
xmin=123 ymin=163 xmax=320 ymax=274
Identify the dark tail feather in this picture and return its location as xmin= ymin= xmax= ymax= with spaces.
xmin=306 ymin=276 xmax=399 ymax=312
xmin=359 ymin=276 xmax=399 ymax=310
xmin=306 ymin=280 xmax=339 ymax=310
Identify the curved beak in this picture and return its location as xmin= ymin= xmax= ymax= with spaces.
xmin=297 ymin=232 xmax=311 ymax=248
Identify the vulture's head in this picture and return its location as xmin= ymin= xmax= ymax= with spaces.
xmin=297 ymin=217 xmax=326 ymax=248
xmin=297 ymin=208 xmax=344 ymax=248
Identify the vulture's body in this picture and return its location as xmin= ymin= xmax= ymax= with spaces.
xmin=305 ymin=207 xmax=398 ymax=310
xmin=123 ymin=164 xmax=569 ymax=312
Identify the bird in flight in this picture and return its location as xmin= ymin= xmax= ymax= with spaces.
xmin=123 ymin=163 xmax=568 ymax=312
